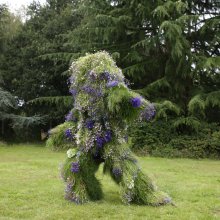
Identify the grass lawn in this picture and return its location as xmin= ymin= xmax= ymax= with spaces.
xmin=0 ymin=144 xmax=219 ymax=220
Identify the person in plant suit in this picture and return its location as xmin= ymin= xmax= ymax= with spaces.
xmin=48 ymin=51 xmax=172 ymax=205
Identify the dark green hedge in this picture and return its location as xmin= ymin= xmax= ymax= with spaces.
xmin=129 ymin=120 xmax=220 ymax=159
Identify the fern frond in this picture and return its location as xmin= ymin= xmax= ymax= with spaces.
xmin=0 ymin=112 xmax=45 ymax=128
xmin=188 ymin=94 xmax=205 ymax=117
xmin=38 ymin=52 xmax=75 ymax=62
xmin=173 ymin=116 xmax=201 ymax=133
xmin=28 ymin=96 xmax=73 ymax=108
xmin=10 ymin=115 xmax=46 ymax=129
xmin=148 ymin=77 xmax=170 ymax=93
xmin=205 ymin=91 xmax=220 ymax=108
xmin=153 ymin=5 xmax=169 ymax=18
xmin=155 ymin=100 xmax=181 ymax=120
xmin=0 ymin=87 xmax=16 ymax=111
xmin=160 ymin=21 xmax=182 ymax=41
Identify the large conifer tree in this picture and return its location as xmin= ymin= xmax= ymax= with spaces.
xmin=68 ymin=0 xmax=220 ymax=127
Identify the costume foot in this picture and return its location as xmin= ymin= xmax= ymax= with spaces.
xmin=148 ymin=191 xmax=172 ymax=206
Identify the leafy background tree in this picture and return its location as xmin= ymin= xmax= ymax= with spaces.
xmin=1 ymin=0 xmax=82 ymax=134
xmin=0 ymin=0 xmax=219 ymax=156
xmin=68 ymin=0 xmax=220 ymax=123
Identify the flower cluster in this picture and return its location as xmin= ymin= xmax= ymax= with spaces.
xmin=65 ymin=128 xmax=73 ymax=140
xmin=68 ymin=76 xmax=75 ymax=85
xmin=88 ymin=70 xmax=98 ymax=81
xmin=123 ymin=191 xmax=133 ymax=204
xmin=96 ymin=136 xmax=106 ymax=148
xmin=107 ymin=80 xmax=118 ymax=88
xmin=127 ymin=179 xmax=134 ymax=189
xmin=65 ymin=111 xmax=78 ymax=122
xmin=85 ymin=119 xmax=95 ymax=130
xmin=163 ymin=197 xmax=172 ymax=204
xmin=100 ymin=71 xmax=110 ymax=81
xmin=131 ymin=97 xmax=142 ymax=108
xmin=140 ymin=103 xmax=156 ymax=121
xmin=69 ymin=88 xmax=77 ymax=96
xmin=112 ymin=167 xmax=123 ymax=177
xmin=65 ymin=182 xmax=82 ymax=204
xmin=67 ymin=148 xmax=76 ymax=158
xmin=104 ymin=130 xmax=112 ymax=142
xmin=65 ymin=111 xmax=73 ymax=121
xmin=71 ymin=161 xmax=80 ymax=173
xmin=96 ymin=130 xmax=112 ymax=148
xmin=65 ymin=182 xmax=74 ymax=199
xmin=82 ymin=85 xmax=95 ymax=94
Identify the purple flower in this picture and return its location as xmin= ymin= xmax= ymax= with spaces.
xmin=65 ymin=128 xmax=72 ymax=140
xmin=104 ymin=130 xmax=112 ymax=142
xmin=131 ymin=97 xmax=142 ymax=108
xmin=69 ymin=89 xmax=77 ymax=96
xmin=65 ymin=111 xmax=73 ymax=121
xmin=64 ymin=182 xmax=74 ymax=200
xmin=82 ymin=85 xmax=95 ymax=94
xmin=65 ymin=182 xmax=82 ymax=204
xmin=65 ymin=182 xmax=73 ymax=193
xmin=71 ymin=162 xmax=80 ymax=173
xmin=123 ymin=191 xmax=133 ymax=203
xmin=96 ymin=136 xmax=106 ymax=148
xmin=95 ymin=89 xmax=103 ymax=97
xmin=107 ymin=81 xmax=118 ymax=88
xmin=140 ymin=104 xmax=156 ymax=121
xmin=85 ymin=119 xmax=94 ymax=130
xmin=163 ymin=197 xmax=172 ymax=204
xmin=112 ymin=167 xmax=122 ymax=177
xmin=65 ymin=111 xmax=78 ymax=122
xmin=100 ymin=71 xmax=110 ymax=81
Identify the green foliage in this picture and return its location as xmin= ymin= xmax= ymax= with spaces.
xmin=0 ymin=87 xmax=45 ymax=139
xmin=0 ymin=1 xmax=83 ymax=128
xmin=129 ymin=120 xmax=220 ymax=159
xmin=0 ymin=0 xmax=219 ymax=147
xmin=155 ymin=101 xmax=181 ymax=120
xmin=188 ymin=94 xmax=205 ymax=118
xmin=205 ymin=91 xmax=220 ymax=108
xmin=28 ymin=96 xmax=73 ymax=108
xmin=10 ymin=115 xmax=45 ymax=129
xmin=173 ymin=117 xmax=201 ymax=133
xmin=0 ymin=4 xmax=21 ymax=52
xmin=0 ymin=87 xmax=16 ymax=111
xmin=72 ymin=51 xmax=122 ymax=76
xmin=139 ymin=77 xmax=171 ymax=97
xmin=65 ymin=0 xmax=220 ymax=128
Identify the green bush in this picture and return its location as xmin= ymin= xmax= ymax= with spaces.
xmin=129 ymin=120 xmax=220 ymax=159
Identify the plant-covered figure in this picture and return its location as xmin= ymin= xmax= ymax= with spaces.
xmin=49 ymin=51 xmax=171 ymax=205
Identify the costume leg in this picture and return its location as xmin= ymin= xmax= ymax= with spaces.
xmin=61 ymin=152 xmax=103 ymax=204
xmin=103 ymin=144 xmax=171 ymax=205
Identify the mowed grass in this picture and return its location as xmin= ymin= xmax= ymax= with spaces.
xmin=0 ymin=144 xmax=219 ymax=220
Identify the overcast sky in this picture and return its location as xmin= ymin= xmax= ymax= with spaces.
xmin=0 ymin=0 xmax=46 ymax=12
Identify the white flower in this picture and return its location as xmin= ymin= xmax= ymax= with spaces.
xmin=127 ymin=179 xmax=134 ymax=189
xmin=75 ymin=132 xmax=80 ymax=145
xmin=67 ymin=149 xmax=76 ymax=158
